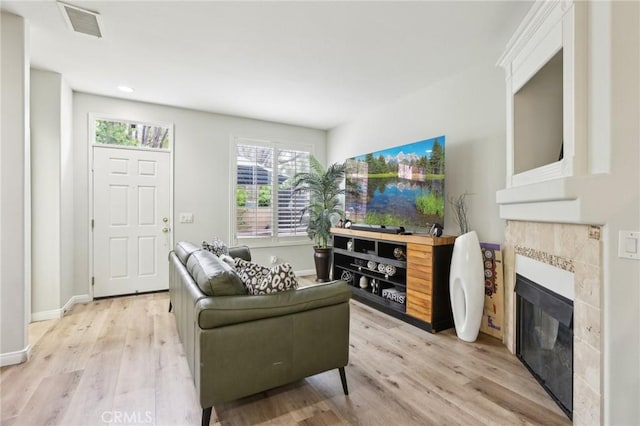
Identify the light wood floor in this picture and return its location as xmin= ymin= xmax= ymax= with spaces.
xmin=1 ymin=291 xmax=570 ymax=426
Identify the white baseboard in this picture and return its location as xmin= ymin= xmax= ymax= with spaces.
xmin=31 ymin=308 xmax=62 ymax=322
xmin=295 ymin=269 xmax=315 ymax=277
xmin=31 ymin=294 xmax=92 ymax=322
xmin=0 ymin=344 xmax=31 ymax=367
xmin=62 ymin=294 xmax=91 ymax=314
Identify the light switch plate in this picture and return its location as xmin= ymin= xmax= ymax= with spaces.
xmin=618 ymin=231 xmax=640 ymax=260
xmin=179 ymin=213 xmax=193 ymax=223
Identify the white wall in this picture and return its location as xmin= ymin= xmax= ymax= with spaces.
xmin=30 ymin=70 xmax=61 ymax=315
xmin=60 ymin=76 xmax=74 ymax=306
xmin=0 ymin=11 xmax=30 ymax=366
xmin=30 ymin=69 xmax=75 ymax=319
xmin=73 ymin=93 xmax=326 ymax=296
xmin=327 ymin=59 xmax=506 ymax=243
xmin=601 ymin=1 xmax=640 ymax=422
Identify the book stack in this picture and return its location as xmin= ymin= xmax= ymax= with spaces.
xmin=382 ymin=288 xmax=406 ymax=304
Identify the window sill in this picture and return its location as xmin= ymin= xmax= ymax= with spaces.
xmin=234 ymin=238 xmax=314 ymax=250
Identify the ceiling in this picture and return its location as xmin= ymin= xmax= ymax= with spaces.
xmin=2 ymin=1 xmax=532 ymax=130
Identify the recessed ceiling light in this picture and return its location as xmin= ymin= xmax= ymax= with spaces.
xmin=117 ymin=85 xmax=134 ymax=93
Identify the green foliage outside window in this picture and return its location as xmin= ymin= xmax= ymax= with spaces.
xmin=236 ymin=188 xmax=248 ymax=207
xmin=258 ymin=185 xmax=272 ymax=207
xmin=96 ymin=120 xmax=138 ymax=146
xmin=95 ymin=119 xmax=170 ymax=149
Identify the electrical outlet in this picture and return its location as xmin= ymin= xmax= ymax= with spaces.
xmin=270 ymin=255 xmax=278 ymax=264
xmin=179 ymin=213 xmax=193 ymax=223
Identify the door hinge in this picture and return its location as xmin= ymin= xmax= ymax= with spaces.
xmin=91 ymin=219 xmax=94 ymax=230
xmin=91 ymin=276 xmax=95 ymax=286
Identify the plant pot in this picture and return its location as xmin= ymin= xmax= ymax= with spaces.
xmin=313 ymin=247 xmax=333 ymax=282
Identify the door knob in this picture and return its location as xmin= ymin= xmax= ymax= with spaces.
xmin=162 ymin=217 xmax=169 ymax=223
xmin=162 ymin=227 xmax=170 ymax=233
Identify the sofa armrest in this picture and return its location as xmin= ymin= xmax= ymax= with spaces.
xmin=195 ymin=281 xmax=351 ymax=329
xmin=228 ymin=245 xmax=251 ymax=261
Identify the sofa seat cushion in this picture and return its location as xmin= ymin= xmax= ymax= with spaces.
xmin=187 ymin=250 xmax=246 ymax=297
xmin=234 ymin=259 xmax=299 ymax=295
xmin=174 ymin=241 xmax=202 ymax=265
xmin=195 ymin=281 xmax=351 ymax=329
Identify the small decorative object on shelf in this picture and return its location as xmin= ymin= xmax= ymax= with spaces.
xmin=367 ymin=260 xmax=377 ymax=271
xmin=347 ymin=240 xmax=353 ymax=251
xmin=371 ymin=279 xmax=379 ymax=294
xmin=382 ymin=288 xmax=406 ymax=304
xmin=359 ymin=275 xmax=369 ymax=289
xmin=377 ymin=263 xmax=386 ymax=273
xmin=393 ymin=247 xmax=406 ymax=260
xmin=385 ymin=264 xmax=396 ymax=276
xmin=340 ymin=270 xmax=353 ymax=283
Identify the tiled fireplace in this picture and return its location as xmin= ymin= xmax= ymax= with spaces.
xmin=503 ymin=221 xmax=602 ymax=424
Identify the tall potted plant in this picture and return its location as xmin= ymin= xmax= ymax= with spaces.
xmin=292 ymin=156 xmax=346 ymax=282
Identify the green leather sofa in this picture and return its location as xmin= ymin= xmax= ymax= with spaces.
xmin=168 ymin=241 xmax=351 ymax=425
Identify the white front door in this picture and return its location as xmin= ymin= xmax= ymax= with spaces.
xmin=93 ymin=146 xmax=172 ymax=298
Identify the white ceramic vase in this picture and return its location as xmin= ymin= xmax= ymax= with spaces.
xmin=359 ymin=275 xmax=368 ymax=289
xmin=449 ymin=230 xmax=484 ymax=342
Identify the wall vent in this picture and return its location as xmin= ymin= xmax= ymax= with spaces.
xmin=58 ymin=1 xmax=102 ymax=38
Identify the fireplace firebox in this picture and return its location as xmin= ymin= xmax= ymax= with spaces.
xmin=515 ymin=273 xmax=573 ymax=419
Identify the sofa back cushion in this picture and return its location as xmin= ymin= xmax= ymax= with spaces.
xmin=187 ymin=250 xmax=246 ymax=297
xmin=175 ymin=241 xmax=202 ymax=265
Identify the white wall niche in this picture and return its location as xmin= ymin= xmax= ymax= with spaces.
xmin=498 ymin=0 xmax=587 ymax=190
xmin=513 ymin=49 xmax=563 ymax=175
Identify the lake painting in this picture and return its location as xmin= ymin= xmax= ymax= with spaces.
xmin=345 ymin=136 xmax=445 ymax=229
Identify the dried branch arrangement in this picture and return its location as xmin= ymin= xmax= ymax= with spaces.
xmin=448 ymin=193 xmax=471 ymax=235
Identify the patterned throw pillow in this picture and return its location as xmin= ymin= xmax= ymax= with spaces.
xmin=234 ymin=258 xmax=270 ymax=293
xmin=259 ymin=263 xmax=299 ymax=294
xmin=202 ymin=238 xmax=229 ymax=257
xmin=234 ymin=258 xmax=299 ymax=295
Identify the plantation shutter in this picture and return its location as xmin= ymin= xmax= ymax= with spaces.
xmin=235 ymin=144 xmax=274 ymax=238
xmin=276 ymin=149 xmax=310 ymax=237
xmin=233 ymin=138 xmax=312 ymax=243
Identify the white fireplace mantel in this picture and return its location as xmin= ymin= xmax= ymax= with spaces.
xmin=496 ymin=177 xmax=579 ymax=222
xmin=496 ymin=172 xmax=613 ymax=224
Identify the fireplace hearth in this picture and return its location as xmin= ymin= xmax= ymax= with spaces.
xmin=516 ymin=273 xmax=573 ymax=419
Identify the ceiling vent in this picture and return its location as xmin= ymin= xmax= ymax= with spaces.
xmin=58 ymin=2 xmax=102 ymax=38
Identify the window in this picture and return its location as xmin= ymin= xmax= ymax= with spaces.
xmin=233 ymin=138 xmax=311 ymax=243
xmin=94 ymin=118 xmax=171 ymax=150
